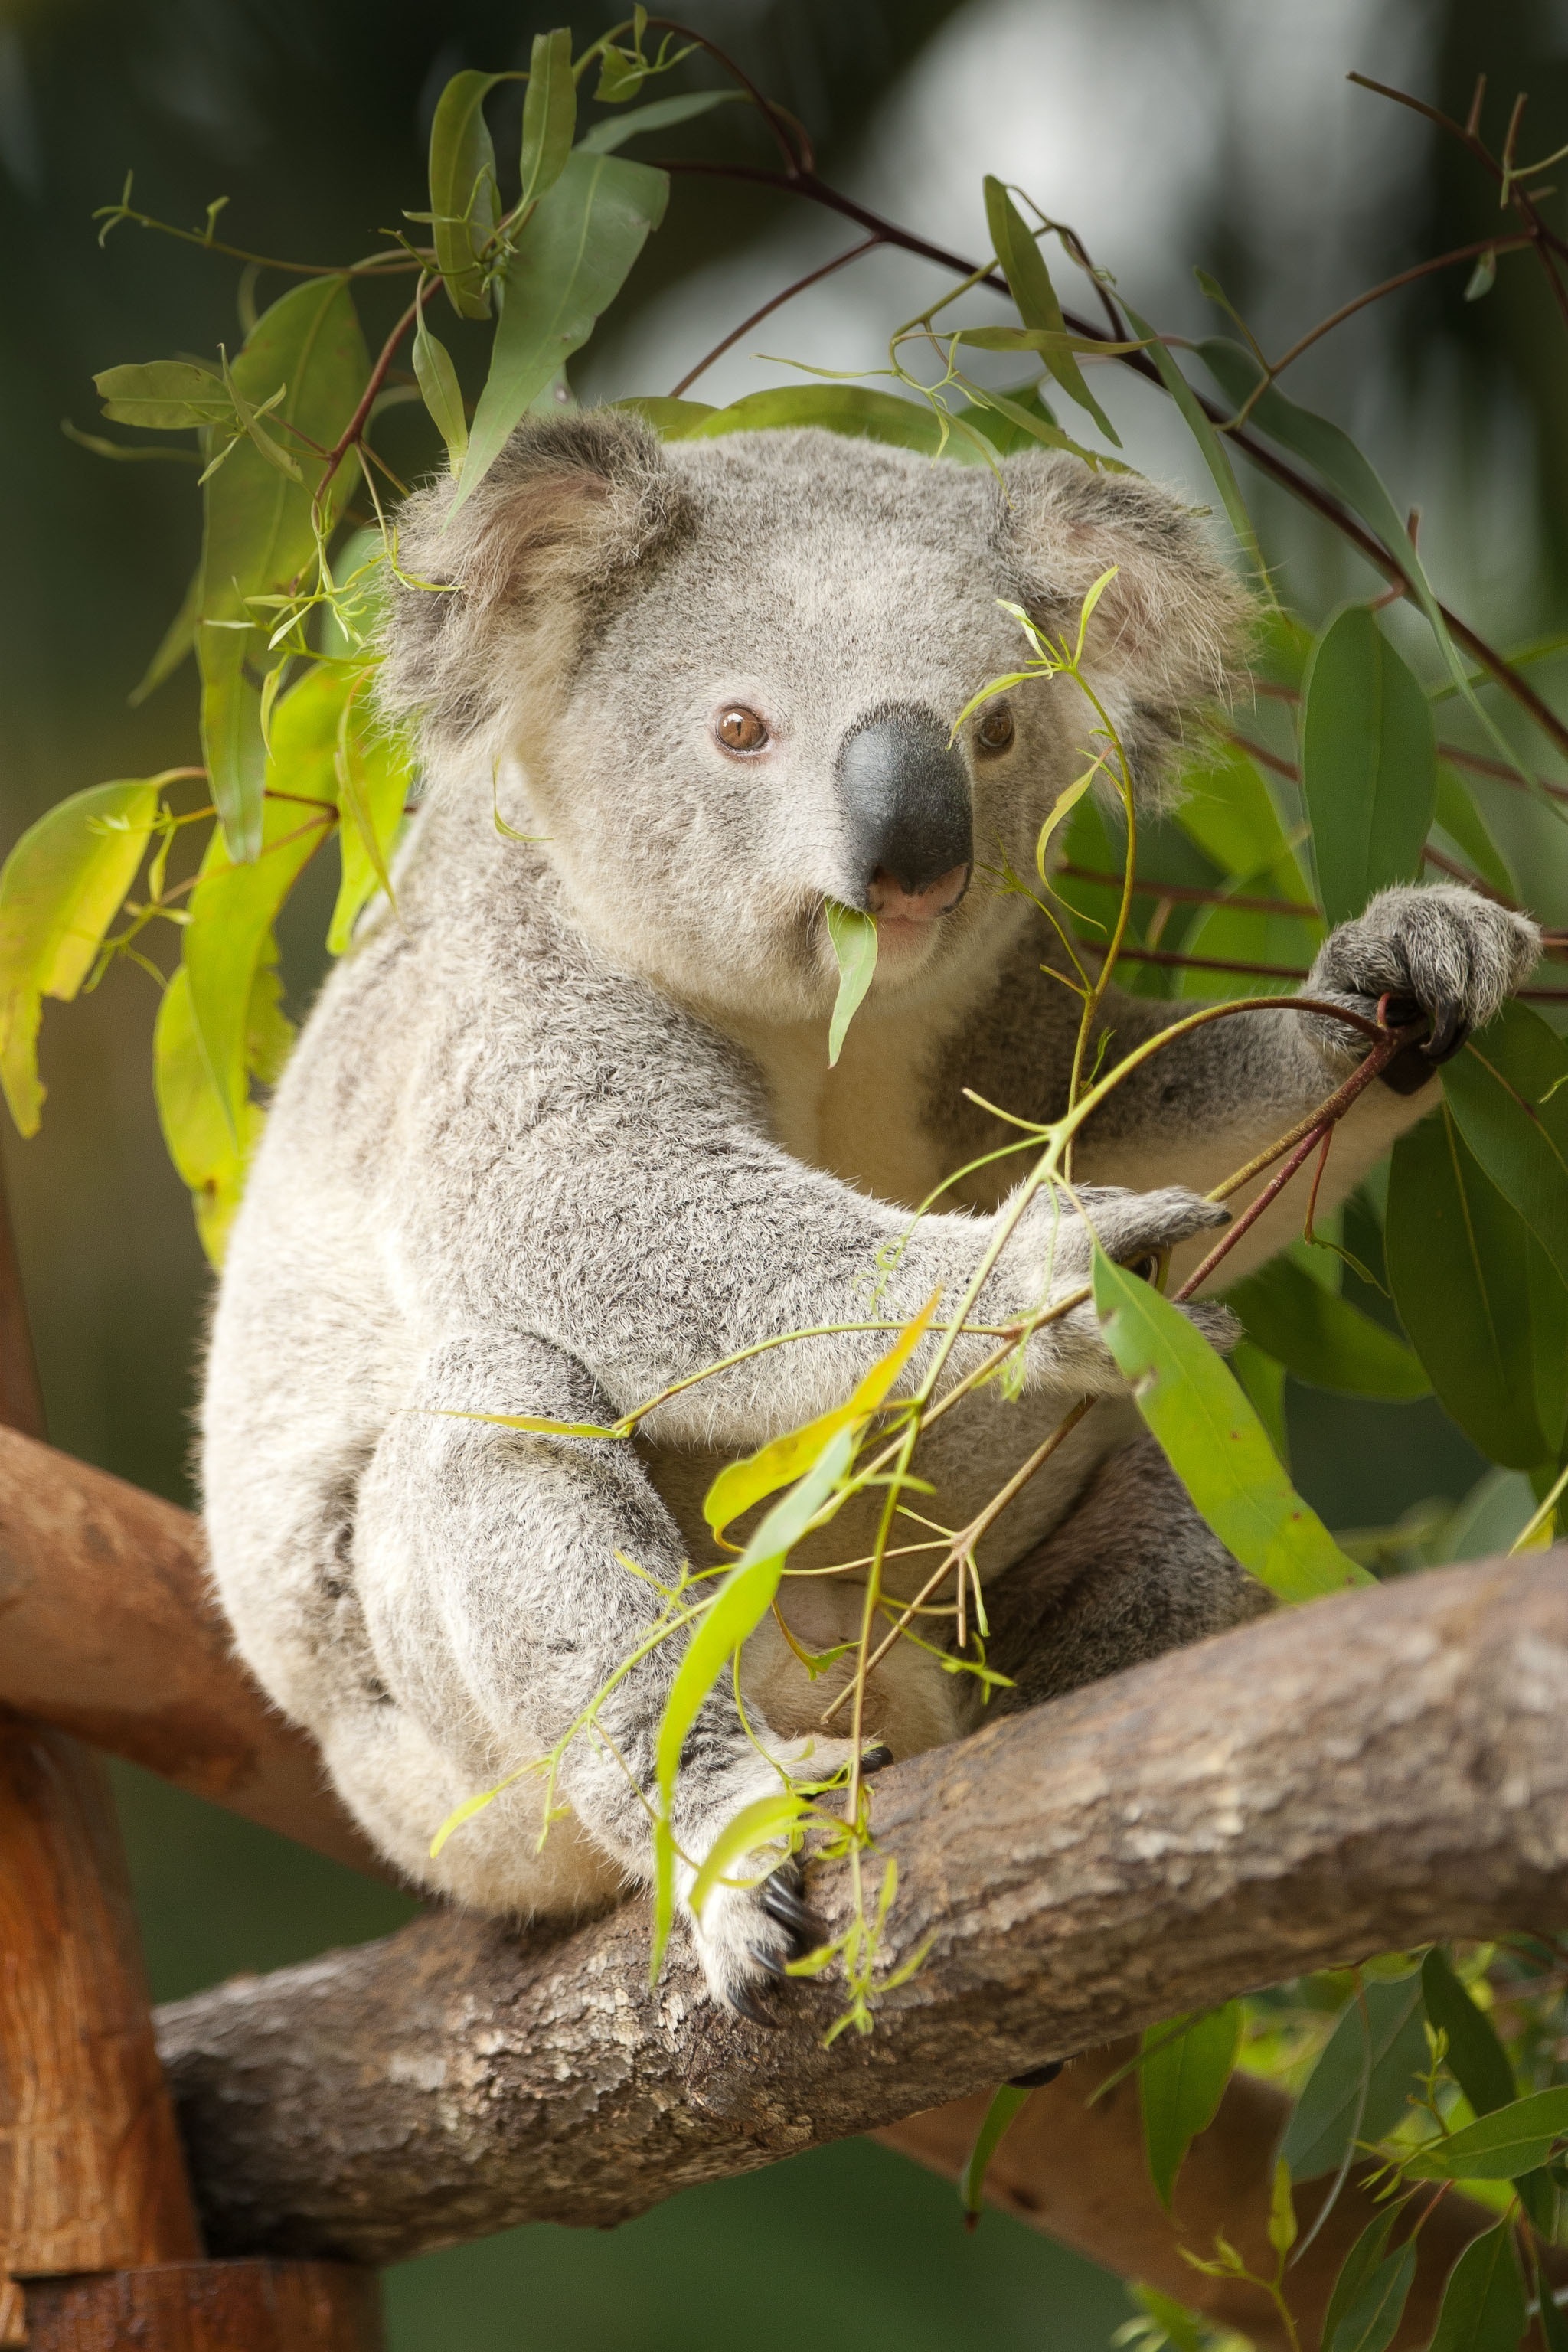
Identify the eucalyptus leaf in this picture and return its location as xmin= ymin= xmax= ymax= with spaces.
xmin=429 ymin=69 xmax=507 ymax=319
xmin=1435 ymin=763 xmax=1515 ymax=897
xmin=1121 ymin=300 xmax=1269 ymax=586
xmin=825 ymin=900 xmax=877 ymax=1066
xmin=1301 ymin=605 xmax=1436 ymax=926
xmin=453 ymin=150 xmax=668 ymax=514
xmin=959 ymin=2082 xmax=1031 ymax=2219
xmin=983 ymin=176 xmax=1119 ymax=443
xmin=1428 ymin=2223 xmax=1527 ymax=2352
xmin=1442 ymin=1004 xmax=1568 ymax=1292
xmin=1387 ymin=1106 xmax=1557 ymax=1469
xmin=1092 ymin=1248 xmax=1370 ymax=1602
xmin=1328 ymin=2239 xmax=1418 ymax=2352
xmin=153 ymin=962 xmax=260 ymax=1267
xmin=413 ymin=309 xmax=469 ymax=469
xmin=1420 ymin=1949 xmax=1515 ymax=2118
xmin=0 ymin=778 xmax=160 ymax=1136
xmin=1280 ymin=1975 xmax=1427 ymax=2181
xmin=1225 ymin=1253 xmax=1429 ymax=1400
xmin=578 ymin=89 xmax=741 ymax=152
xmin=1321 ymin=2210 xmax=1396 ymax=2352
xmin=94 ymin=358 xmax=234 ymax=431
xmin=1403 ymin=2087 xmax=1568 ymax=2181
xmin=1139 ymin=2002 xmax=1243 ymax=2211
xmin=685 ymin=382 xmax=951 ymax=456
xmin=519 ymin=29 xmax=577 ymax=211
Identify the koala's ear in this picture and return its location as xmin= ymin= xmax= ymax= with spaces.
xmin=990 ymin=456 xmax=1252 ymax=803
xmin=378 ymin=409 xmax=684 ymax=764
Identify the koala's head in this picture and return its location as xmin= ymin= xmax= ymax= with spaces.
xmin=381 ymin=413 xmax=1247 ymax=1026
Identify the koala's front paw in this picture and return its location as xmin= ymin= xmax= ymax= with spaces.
xmin=1305 ymin=884 xmax=1540 ymax=1093
xmin=685 ymin=1735 xmax=890 ymax=2020
xmin=1000 ymin=1184 xmax=1236 ymax=1390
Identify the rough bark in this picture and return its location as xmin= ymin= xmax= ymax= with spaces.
xmin=155 ymin=1549 xmax=1568 ymax=2268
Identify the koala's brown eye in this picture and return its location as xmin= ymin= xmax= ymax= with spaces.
xmin=975 ymin=704 xmax=1014 ymax=754
xmin=716 ymin=707 xmax=768 ymax=753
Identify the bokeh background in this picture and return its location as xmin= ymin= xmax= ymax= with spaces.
xmin=2 ymin=0 xmax=1566 ymax=2342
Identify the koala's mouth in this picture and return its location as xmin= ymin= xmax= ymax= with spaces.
xmin=864 ymin=861 xmax=971 ymax=942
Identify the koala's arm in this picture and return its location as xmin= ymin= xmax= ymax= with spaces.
xmin=390 ymin=991 xmax=1227 ymax=1452
xmin=953 ymin=885 xmax=1540 ymax=1288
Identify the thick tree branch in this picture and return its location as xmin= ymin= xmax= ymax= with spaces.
xmin=152 ymin=1551 xmax=1568 ymax=2268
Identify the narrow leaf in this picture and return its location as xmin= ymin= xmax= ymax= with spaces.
xmin=429 ymin=70 xmax=505 ymax=319
xmin=688 ymin=1792 xmax=805 ymax=1919
xmin=1421 ymin=1949 xmax=1516 ymax=2119
xmin=413 ymin=309 xmax=469 ymax=469
xmin=1403 ymin=2087 xmax=1568 ymax=2181
xmin=959 ymin=2083 xmax=1031 ymax=2220
xmin=1442 ymin=1004 xmax=1568 ymax=1292
xmin=825 ymin=900 xmax=877 ymax=1066
xmin=577 ymin=89 xmax=742 ymax=152
xmin=1139 ymin=2003 xmax=1243 ymax=2211
xmin=983 ymin=176 xmax=1120 ymax=443
xmin=1301 ymin=605 xmax=1436 ymax=927
xmin=1428 ymin=2222 xmax=1527 ymax=2352
xmin=1121 ymin=301 xmax=1270 ymax=586
xmin=1225 ymin=1253 xmax=1429 ymax=1399
xmin=94 ymin=358 xmax=235 ymax=430
xmin=1321 ymin=2211 xmax=1397 ymax=2352
xmin=1281 ymin=1976 xmax=1427 ymax=2181
xmin=518 ymin=28 xmax=577 ymax=210
xmin=1330 ymin=2240 xmax=1418 ymax=2352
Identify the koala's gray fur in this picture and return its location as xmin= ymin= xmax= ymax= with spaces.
xmin=201 ymin=416 xmax=1540 ymax=2014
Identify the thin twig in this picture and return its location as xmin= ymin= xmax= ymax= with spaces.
xmin=669 ymin=237 xmax=880 ymax=397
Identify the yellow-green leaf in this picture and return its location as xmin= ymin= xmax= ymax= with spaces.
xmin=1140 ymin=2003 xmax=1243 ymax=2213
xmin=825 ymin=900 xmax=877 ymax=1067
xmin=153 ymin=962 xmax=261 ymax=1266
xmin=0 ymin=778 xmax=160 ymax=1135
xmin=688 ymin=1792 xmax=807 ymax=1919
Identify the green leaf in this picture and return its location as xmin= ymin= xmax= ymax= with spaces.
xmin=429 ymin=69 xmax=506 ymax=319
xmin=413 ymin=309 xmax=468 ymax=470
xmin=1429 ymin=2223 xmax=1527 ymax=2352
xmin=959 ymin=2082 xmax=1031 ymax=2220
xmin=1434 ymin=763 xmax=1515 ymax=898
xmin=1197 ymin=339 xmax=1527 ymax=791
xmin=1442 ymin=1004 xmax=1568 ymax=1293
xmin=1321 ymin=2211 xmax=1397 ymax=2352
xmin=94 ymin=358 xmax=234 ymax=431
xmin=1404 ymin=2088 xmax=1568 ymax=2181
xmin=1139 ymin=2003 xmax=1243 ymax=2211
xmin=1229 ymin=1338 xmax=1289 ymax=1465
xmin=1280 ymin=1975 xmax=1428 ymax=2180
xmin=1301 ymin=605 xmax=1436 ymax=926
xmin=199 ymin=277 xmax=368 ymax=861
xmin=687 ymin=1792 xmax=806 ymax=1919
xmin=1092 ymin=1248 xmax=1370 ymax=1602
xmin=825 ymin=900 xmax=877 ymax=1066
xmin=1329 ymin=2239 xmax=1418 ymax=2352
xmin=577 ymin=88 xmax=742 ymax=152
xmin=1269 ymin=2158 xmax=1298 ymax=2259
xmin=1225 ymin=1253 xmax=1429 ymax=1399
xmin=518 ymin=29 xmax=577 ymax=211
xmin=611 ymin=394 xmax=718 ymax=439
xmin=184 ymin=783 xmax=333 ymax=1139
xmin=1422 ymin=1949 xmax=1516 ymax=2119
xmin=983 ymin=176 xmax=1120 ymax=444
xmin=153 ymin=962 xmax=260 ymax=1267
xmin=684 ymin=382 xmax=952 ymax=456
xmin=1174 ymin=740 xmax=1302 ymax=881
xmin=453 ymin=149 xmax=668 ymax=514
xmin=704 ymin=1296 xmax=933 ymax=1542
xmin=1121 ymin=302 xmax=1269 ymax=587
xmin=1387 ymin=1107 xmax=1557 ymax=1469
xmin=328 ymin=696 xmax=412 ymax=956
xmin=0 ymin=779 xmax=159 ymax=1135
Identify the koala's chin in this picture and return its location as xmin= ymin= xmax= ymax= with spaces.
xmin=199 ymin=411 xmax=1537 ymax=2020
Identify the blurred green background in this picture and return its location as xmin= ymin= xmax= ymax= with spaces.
xmin=4 ymin=0 xmax=1567 ymax=2341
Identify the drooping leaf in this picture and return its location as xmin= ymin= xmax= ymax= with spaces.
xmin=1442 ymin=1004 xmax=1568 ymax=1293
xmin=454 ymin=150 xmax=668 ymax=514
xmin=0 ymin=779 xmax=160 ymax=1135
xmin=1093 ymin=1248 xmax=1370 ymax=1602
xmin=825 ymin=900 xmax=878 ymax=1066
xmin=183 ymin=782 xmax=334 ymax=1138
xmin=1301 ymin=604 xmax=1436 ymax=927
xmin=1386 ymin=1107 xmax=1557 ymax=1469
xmin=1139 ymin=2002 xmax=1243 ymax=2211
xmin=198 ymin=277 xmax=368 ymax=861
xmin=518 ymin=28 xmax=577 ymax=211
xmin=328 ymin=698 xmax=412 ymax=955
xmin=956 ymin=379 xmax=1064 ymax=459
xmin=1121 ymin=301 xmax=1269 ymax=586
xmin=983 ymin=176 xmax=1120 ymax=443
xmin=1421 ymin=1949 xmax=1516 ymax=2119
xmin=683 ymin=381 xmax=952 ymax=456
xmin=959 ymin=2082 xmax=1031 ymax=2220
xmin=1328 ymin=2239 xmax=1418 ymax=2352
xmin=1225 ymin=1253 xmax=1429 ymax=1400
xmin=1403 ymin=2087 xmax=1568 ymax=2181
xmin=1430 ymin=2225 xmax=1528 ymax=2352
xmin=687 ymin=1791 xmax=806 ymax=1919
xmin=153 ymin=961 xmax=261 ymax=1266
xmin=429 ymin=69 xmax=507 ymax=319
xmin=704 ymin=1295 xmax=934 ymax=1543
xmin=1434 ymin=763 xmax=1515 ymax=897
xmin=413 ymin=309 xmax=469 ymax=470
xmin=94 ymin=358 xmax=235 ymax=431
xmin=577 ymin=88 xmax=743 ymax=152
xmin=1279 ymin=1975 xmax=1428 ymax=2180
xmin=1321 ymin=2211 xmax=1397 ymax=2352
xmin=1229 ymin=1338 xmax=1289 ymax=1464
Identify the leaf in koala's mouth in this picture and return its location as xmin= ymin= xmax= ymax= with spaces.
xmin=825 ymin=901 xmax=878 ymax=1067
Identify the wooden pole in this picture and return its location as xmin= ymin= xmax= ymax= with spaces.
xmin=0 ymin=1168 xmax=381 ymax=2349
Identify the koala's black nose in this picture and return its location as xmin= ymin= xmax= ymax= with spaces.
xmin=836 ymin=704 xmax=973 ymax=913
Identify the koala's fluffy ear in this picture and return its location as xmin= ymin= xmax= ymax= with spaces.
xmin=378 ymin=410 xmax=683 ymax=765
xmin=990 ymin=456 xmax=1252 ymax=804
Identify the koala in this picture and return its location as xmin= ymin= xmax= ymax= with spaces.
xmin=201 ymin=415 xmax=1539 ymax=2017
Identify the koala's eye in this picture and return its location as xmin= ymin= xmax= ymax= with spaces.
xmin=716 ymin=707 xmax=769 ymax=753
xmin=975 ymin=704 xmax=1015 ymax=755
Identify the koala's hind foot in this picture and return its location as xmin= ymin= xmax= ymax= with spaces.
xmin=982 ymin=1432 xmax=1272 ymax=1711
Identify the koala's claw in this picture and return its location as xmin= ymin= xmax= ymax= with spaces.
xmin=759 ymin=1862 xmax=817 ymax=1941
xmin=726 ymin=1977 xmax=782 ymax=2028
xmin=1305 ymin=884 xmax=1540 ymax=1085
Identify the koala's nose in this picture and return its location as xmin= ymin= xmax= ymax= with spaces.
xmin=836 ymin=704 xmax=973 ymax=915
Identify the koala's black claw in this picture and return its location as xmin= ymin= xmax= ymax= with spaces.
xmin=760 ymin=1873 xmax=819 ymax=1952
xmin=1008 ymin=2059 xmax=1065 ymax=2089
xmin=748 ymin=1940 xmax=788 ymax=1981
xmin=860 ymin=1742 xmax=894 ymax=1775
xmin=1423 ymin=1006 xmax=1468 ymax=1064
xmin=726 ymin=1980 xmax=781 ymax=2028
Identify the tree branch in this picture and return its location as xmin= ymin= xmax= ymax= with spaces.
xmin=151 ymin=1550 xmax=1568 ymax=2269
